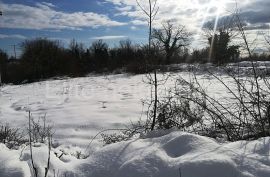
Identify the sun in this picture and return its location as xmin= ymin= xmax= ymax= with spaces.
xmin=212 ymin=0 xmax=229 ymax=15
xmin=199 ymin=0 xmax=230 ymax=30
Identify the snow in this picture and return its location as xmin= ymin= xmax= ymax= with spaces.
xmin=0 ymin=74 xmax=151 ymax=147
xmin=75 ymin=131 xmax=270 ymax=177
xmin=0 ymin=72 xmax=240 ymax=147
xmin=0 ymin=131 xmax=270 ymax=177
xmin=1 ymin=62 xmax=270 ymax=176
xmin=0 ymin=144 xmax=31 ymax=177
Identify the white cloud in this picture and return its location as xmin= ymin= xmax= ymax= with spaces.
xmin=39 ymin=2 xmax=56 ymax=8
xmin=130 ymin=26 xmax=137 ymax=30
xmin=0 ymin=34 xmax=27 ymax=39
xmin=131 ymin=20 xmax=147 ymax=26
xmin=107 ymin=0 xmax=270 ymax=31
xmin=116 ymin=5 xmax=133 ymax=12
xmin=106 ymin=0 xmax=268 ymax=49
xmin=90 ymin=35 xmax=128 ymax=40
xmin=106 ymin=0 xmax=236 ymax=31
xmin=0 ymin=2 xmax=126 ymax=30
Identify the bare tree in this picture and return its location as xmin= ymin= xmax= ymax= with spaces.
xmin=152 ymin=21 xmax=191 ymax=64
xmin=136 ymin=0 xmax=159 ymax=131
xmin=69 ymin=39 xmax=85 ymax=59
xmin=136 ymin=0 xmax=159 ymax=50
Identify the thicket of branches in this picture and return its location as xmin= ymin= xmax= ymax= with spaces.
xmin=148 ymin=70 xmax=270 ymax=141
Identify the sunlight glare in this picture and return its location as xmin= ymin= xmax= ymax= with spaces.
xmin=206 ymin=0 xmax=228 ymax=61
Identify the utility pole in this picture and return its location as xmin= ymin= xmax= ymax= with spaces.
xmin=10 ymin=44 xmax=17 ymax=59
xmin=0 ymin=10 xmax=2 ymax=86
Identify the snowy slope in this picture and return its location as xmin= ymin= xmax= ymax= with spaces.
xmin=74 ymin=131 xmax=270 ymax=177
xmin=1 ymin=131 xmax=269 ymax=177
xmin=0 ymin=144 xmax=31 ymax=177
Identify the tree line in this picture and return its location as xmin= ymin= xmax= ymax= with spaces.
xmin=0 ymin=21 xmax=269 ymax=84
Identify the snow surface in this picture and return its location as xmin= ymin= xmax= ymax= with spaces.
xmin=0 ymin=74 xmax=150 ymax=147
xmin=0 ymin=131 xmax=270 ymax=177
xmin=1 ymin=64 xmax=270 ymax=176
xmin=0 ymin=72 xmax=234 ymax=147
xmin=0 ymin=144 xmax=31 ymax=177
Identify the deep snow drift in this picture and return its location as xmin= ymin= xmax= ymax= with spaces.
xmin=1 ymin=131 xmax=270 ymax=177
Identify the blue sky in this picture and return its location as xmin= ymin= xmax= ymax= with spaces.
xmin=0 ymin=0 xmax=269 ymax=57
xmin=0 ymin=0 xmax=148 ymax=56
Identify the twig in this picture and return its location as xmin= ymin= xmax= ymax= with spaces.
xmin=28 ymin=111 xmax=38 ymax=177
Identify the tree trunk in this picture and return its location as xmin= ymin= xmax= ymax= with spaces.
xmin=151 ymin=69 xmax=158 ymax=130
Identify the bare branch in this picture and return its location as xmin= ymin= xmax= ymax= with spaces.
xmin=136 ymin=0 xmax=150 ymax=17
xmin=152 ymin=21 xmax=191 ymax=64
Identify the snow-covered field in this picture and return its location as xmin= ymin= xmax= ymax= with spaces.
xmin=1 ymin=63 xmax=270 ymax=177
xmin=0 ymin=72 xmax=233 ymax=147
xmin=0 ymin=74 xmax=153 ymax=148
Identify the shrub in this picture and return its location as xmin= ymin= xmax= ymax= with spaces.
xmin=0 ymin=123 xmax=26 ymax=149
xmin=21 ymin=38 xmax=66 ymax=81
xmin=148 ymin=66 xmax=270 ymax=141
xmin=28 ymin=114 xmax=53 ymax=143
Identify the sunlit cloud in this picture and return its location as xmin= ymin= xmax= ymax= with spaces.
xmin=106 ymin=0 xmax=270 ymax=50
xmin=0 ymin=34 xmax=27 ymax=39
xmin=90 ymin=35 xmax=128 ymax=40
xmin=0 ymin=2 xmax=126 ymax=30
xmin=106 ymin=0 xmax=235 ymax=32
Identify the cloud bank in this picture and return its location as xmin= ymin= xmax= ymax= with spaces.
xmin=106 ymin=0 xmax=270 ymax=32
xmin=90 ymin=35 xmax=128 ymax=40
xmin=0 ymin=2 xmax=126 ymax=30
